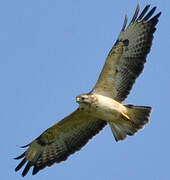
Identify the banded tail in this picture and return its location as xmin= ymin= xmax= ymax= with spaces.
xmin=109 ymin=105 xmax=152 ymax=141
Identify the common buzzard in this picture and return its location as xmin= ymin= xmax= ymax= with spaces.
xmin=15 ymin=4 xmax=161 ymax=176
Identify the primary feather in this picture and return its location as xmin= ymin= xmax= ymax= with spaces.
xmin=15 ymin=110 xmax=106 ymax=176
xmin=15 ymin=4 xmax=161 ymax=176
xmin=93 ymin=4 xmax=161 ymax=101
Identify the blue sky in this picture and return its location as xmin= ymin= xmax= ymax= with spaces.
xmin=1 ymin=0 xmax=169 ymax=179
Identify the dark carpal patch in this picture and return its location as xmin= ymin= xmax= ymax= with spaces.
xmin=122 ymin=39 xmax=129 ymax=46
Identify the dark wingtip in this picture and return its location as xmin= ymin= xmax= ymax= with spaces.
xmin=148 ymin=11 xmax=161 ymax=25
xmin=143 ymin=6 xmax=157 ymax=21
xmin=137 ymin=5 xmax=150 ymax=21
xmin=145 ymin=4 xmax=151 ymax=9
xmin=130 ymin=4 xmax=140 ymax=23
xmin=22 ymin=162 xmax=32 ymax=177
xmin=121 ymin=4 xmax=161 ymax=33
xmin=20 ymin=143 xmax=30 ymax=148
xmin=32 ymin=165 xmax=40 ymax=175
xmin=15 ymin=158 xmax=27 ymax=172
xmin=155 ymin=12 xmax=162 ymax=19
xmin=14 ymin=152 xmax=26 ymax=160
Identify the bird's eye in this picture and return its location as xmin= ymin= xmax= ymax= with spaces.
xmin=81 ymin=97 xmax=85 ymax=101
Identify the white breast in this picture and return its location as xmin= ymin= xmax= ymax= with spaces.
xmin=90 ymin=94 xmax=126 ymax=121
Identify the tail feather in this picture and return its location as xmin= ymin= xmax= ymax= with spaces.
xmin=109 ymin=105 xmax=152 ymax=141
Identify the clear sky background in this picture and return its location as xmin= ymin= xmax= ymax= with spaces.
xmin=0 ymin=0 xmax=169 ymax=179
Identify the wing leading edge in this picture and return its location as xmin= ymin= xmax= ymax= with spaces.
xmin=93 ymin=4 xmax=161 ymax=102
xmin=15 ymin=109 xmax=106 ymax=176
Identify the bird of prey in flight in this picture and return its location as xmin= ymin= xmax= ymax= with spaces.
xmin=15 ymin=4 xmax=161 ymax=177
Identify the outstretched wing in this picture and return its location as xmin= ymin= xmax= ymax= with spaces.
xmin=15 ymin=109 xmax=106 ymax=176
xmin=93 ymin=4 xmax=161 ymax=102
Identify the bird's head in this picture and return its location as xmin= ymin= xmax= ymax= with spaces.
xmin=76 ymin=94 xmax=92 ymax=105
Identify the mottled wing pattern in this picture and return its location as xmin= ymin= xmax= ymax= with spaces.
xmin=15 ymin=109 xmax=106 ymax=176
xmin=93 ymin=5 xmax=161 ymax=102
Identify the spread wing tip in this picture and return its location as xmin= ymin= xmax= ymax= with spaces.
xmin=137 ymin=5 xmax=150 ymax=21
xmin=111 ymin=4 xmax=161 ymax=102
xmin=150 ymin=11 xmax=162 ymax=21
xmin=121 ymin=4 xmax=161 ymax=32
xmin=138 ymin=5 xmax=161 ymax=23
xmin=15 ymin=158 xmax=27 ymax=172
xmin=14 ymin=145 xmax=38 ymax=176
xmin=22 ymin=162 xmax=33 ymax=177
xmin=14 ymin=153 xmax=40 ymax=177
xmin=143 ymin=6 xmax=157 ymax=21
xmin=130 ymin=3 xmax=140 ymax=23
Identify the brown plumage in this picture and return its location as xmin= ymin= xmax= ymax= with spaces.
xmin=93 ymin=4 xmax=161 ymax=101
xmin=15 ymin=4 xmax=161 ymax=177
xmin=15 ymin=110 xmax=106 ymax=176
